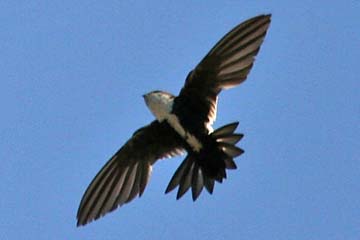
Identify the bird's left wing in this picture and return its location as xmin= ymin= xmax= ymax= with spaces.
xmin=77 ymin=121 xmax=184 ymax=226
xmin=174 ymin=15 xmax=271 ymax=133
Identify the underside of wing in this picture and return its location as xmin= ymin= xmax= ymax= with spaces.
xmin=77 ymin=121 xmax=184 ymax=226
xmin=204 ymin=14 xmax=272 ymax=90
xmin=175 ymin=14 xmax=271 ymax=131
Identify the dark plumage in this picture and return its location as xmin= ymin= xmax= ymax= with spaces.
xmin=77 ymin=14 xmax=271 ymax=226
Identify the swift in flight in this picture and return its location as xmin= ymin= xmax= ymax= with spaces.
xmin=77 ymin=14 xmax=271 ymax=226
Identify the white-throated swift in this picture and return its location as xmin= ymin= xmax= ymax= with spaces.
xmin=77 ymin=14 xmax=271 ymax=226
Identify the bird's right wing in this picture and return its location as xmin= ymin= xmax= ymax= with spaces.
xmin=77 ymin=121 xmax=184 ymax=226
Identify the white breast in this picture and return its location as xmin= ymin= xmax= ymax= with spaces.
xmin=143 ymin=91 xmax=203 ymax=152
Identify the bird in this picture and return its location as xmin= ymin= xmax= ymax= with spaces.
xmin=77 ymin=14 xmax=271 ymax=226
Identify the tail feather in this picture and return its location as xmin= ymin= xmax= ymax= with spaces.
xmin=165 ymin=156 xmax=191 ymax=194
xmin=165 ymin=122 xmax=244 ymax=200
xmin=176 ymin=158 xmax=194 ymax=199
xmin=203 ymin=177 xmax=215 ymax=194
xmin=211 ymin=122 xmax=239 ymax=137
xmin=224 ymin=157 xmax=237 ymax=169
xmin=191 ymin=163 xmax=204 ymax=200
xmin=218 ymin=142 xmax=244 ymax=158
xmin=216 ymin=133 xmax=244 ymax=144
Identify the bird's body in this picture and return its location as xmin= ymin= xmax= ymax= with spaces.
xmin=144 ymin=91 xmax=204 ymax=152
xmin=77 ymin=14 xmax=271 ymax=226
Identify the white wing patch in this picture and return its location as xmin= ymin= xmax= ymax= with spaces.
xmin=166 ymin=114 xmax=203 ymax=152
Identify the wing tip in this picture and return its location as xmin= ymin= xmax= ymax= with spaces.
xmin=76 ymin=155 xmax=153 ymax=226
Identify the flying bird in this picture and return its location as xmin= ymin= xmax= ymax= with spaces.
xmin=77 ymin=14 xmax=271 ymax=226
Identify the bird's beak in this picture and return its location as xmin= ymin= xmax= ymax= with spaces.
xmin=142 ymin=94 xmax=148 ymax=104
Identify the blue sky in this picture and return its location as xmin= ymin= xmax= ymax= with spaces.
xmin=1 ymin=1 xmax=359 ymax=239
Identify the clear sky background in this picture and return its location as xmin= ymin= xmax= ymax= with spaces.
xmin=1 ymin=1 xmax=359 ymax=240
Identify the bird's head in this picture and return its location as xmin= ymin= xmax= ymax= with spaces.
xmin=143 ymin=91 xmax=175 ymax=121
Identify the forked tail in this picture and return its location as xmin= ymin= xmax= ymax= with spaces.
xmin=165 ymin=122 xmax=244 ymax=200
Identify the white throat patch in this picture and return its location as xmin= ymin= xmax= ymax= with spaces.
xmin=143 ymin=92 xmax=174 ymax=121
xmin=144 ymin=91 xmax=203 ymax=152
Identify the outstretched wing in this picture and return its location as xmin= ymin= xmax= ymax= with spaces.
xmin=77 ymin=121 xmax=184 ymax=226
xmin=173 ymin=14 xmax=271 ymax=133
